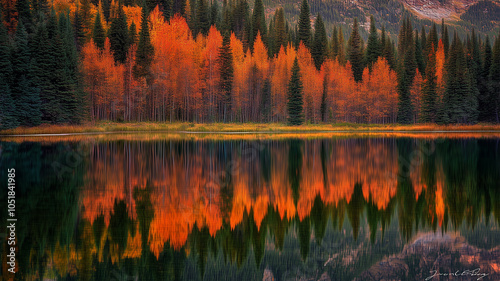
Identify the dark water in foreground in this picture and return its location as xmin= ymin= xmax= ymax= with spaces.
xmin=0 ymin=134 xmax=499 ymax=281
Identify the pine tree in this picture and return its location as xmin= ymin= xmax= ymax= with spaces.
xmin=134 ymin=2 xmax=154 ymax=83
xmin=261 ymin=79 xmax=271 ymax=122
xmin=320 ymin=74 xmax=327 ymax=122
xmin=297 ymin=0 xmax=311 ymax=49
xmin=336 ymin=26 xmax=346 ymax=64
xmin=312 ymin=14 xmax=327 ymax=70
xmin=365 ymin=15 xmax=380 ymax=70
xmin=441 ymin=19 xmax=449 ymax=58
xmin=210 ymin=1 xmax=220 ymax=28
xmin=287 ymin=57 xmax=304 ymax=125
xmin=73 ymin=5 xmax=86 ymax=51
xmin=273 ymin=8 xmax=287 ymax=56
xmin=129 ymin=22 xmax=137 ymax=45
xmin=195 ymin=0 xmax=210 ymax=36
xmin=251 ymin=0 xmax=266 ymax=49
xmin=479 ymin=36 xmax=494 ymax=122
xmin=92 ymin=11 xmax=105 ymax=49
xmin=331 ymin=26 xmax=338 ymax=60
xmin=347 ymin=18 xmax=364 ymax=82
xmin=0 ymin=12 xmax=18 ymax=129
xmin=443 ymin=33 xmax=478 ymax=124
xmin=109 ymin=5 xmax=130 ymax=64
xmin=11 ymin=21 xmax=42 ymax=126
xmin=16 ymin=0 xmax=33 ymax=33
xmin=397 ymin=17 xmax=416 ymax=124
xmin=420 ymin=45 xmax=436 ymax=123
xmin=415 ymin=31 xmax=425 ymax=75
xmin=490 ymin=34 xmax=500 ymax=123
xmin=381 ymin=27 xmax=395 ymax=70
xmin=218 ymin=32 xmax=233 ymax=122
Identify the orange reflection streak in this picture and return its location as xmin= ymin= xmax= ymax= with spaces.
xmin=78 ymin=138 xmax=462 ymax=258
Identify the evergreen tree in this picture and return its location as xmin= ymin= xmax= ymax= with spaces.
xmin=442 ymin=33 xmax=478 ymax=124
xmin=441 ymin=19 xmax=449 ymax=58
xmin=331 ymin=26 xmax=338 ymax=60
xmin=287 ymin=57 xmax=304 ymax=125
xmin=420 ymin=25 xmax=427 ymax=59
xmin=490 ymin=34 xmax=500 ymax=123
xmin=109 ymin=5 xmax=130 ymax=64
xmin=210 ymin=0 xmax=219 ymax=28
xmin=92 ymin=11 xmax=105 ymax=49
xmin=273 ymin=8 xmax=287 ymax=56
xmin=11 ymin=21 xmax=42 ymax=126
xmin=162 ymin=0 xmax=172 ymax=21
xmin=251 ymin=0 xmax=266 ymax=49
xmin=218 ymin=32 xmax=233 ymax=122
xmin=397 ymin=18 xmax=416 ymax=124
xmin=347 ymin=18 xmax=364 ymax=82
xmin=102 ymin=0 xmax=111 ymax=21
xmin=73 ymin=5 xmax=86 ymax=51
xmin=134 ymin=2 xmax=154 ymax=83
xmin=297 ymin=0 xmax=311 ymax=48
xmin=0 ymin=13 xmax=18 ymax=129
xmin=16 ymin=0 xmax=33 ymax=33
xmin=312 ymin=14 xmax=327 ymax=70
xmin=320 ymin=75 xmax=327 ymax=122
xmin=261 ymin=79 xmax=271 ymax=122
xmin=479 ymin=36 xmax=494 ymax=122
xmin=420 ymin=45 xmax=437 ymax=123
xmin=337 ymin=26 xmax=346 ymax=64
xmin=195 ymin=0 xmax=210 ymax=36
xmin=365 ymin=15 xmax=380 ymax=70
xmin=381 ymin=27 xmax=395 ymax=69
xmin=129 ymin=22 xmax=137 ymax=45
xmin=415 ymin=31 xmax=425 ymax=75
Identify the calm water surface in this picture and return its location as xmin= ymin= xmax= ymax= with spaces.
xmin=1 ymin=133 xmax=499 ymax=281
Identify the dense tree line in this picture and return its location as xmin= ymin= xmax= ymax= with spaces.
xmin=0 ymin=0 xmax=499 ymax=128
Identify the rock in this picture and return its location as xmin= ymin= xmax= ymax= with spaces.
xmin=263 ymin=268 xmax=274 ymax=281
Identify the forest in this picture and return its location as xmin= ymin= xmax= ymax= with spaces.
xmin=0 ymin=0 xmax=499 ymax=128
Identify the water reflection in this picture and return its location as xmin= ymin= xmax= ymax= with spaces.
xmin=1 ymin=136 xmax=499 ymax=280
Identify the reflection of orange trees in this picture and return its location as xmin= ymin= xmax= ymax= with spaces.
xmin=80 ymin=138 xmax=494 ymax=259
xmin=81 ymin=139 xmax=403 ymax=256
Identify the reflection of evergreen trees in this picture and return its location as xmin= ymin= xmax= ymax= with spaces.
xmin=0 ymin=142 xmax=85 ymax=280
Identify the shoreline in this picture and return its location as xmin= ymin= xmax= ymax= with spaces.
xmin=2 ymin=122 xmax=500 ymax=136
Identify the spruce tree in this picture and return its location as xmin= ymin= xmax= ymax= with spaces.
xmin=11 ymin=21 xmax=42 ymax=126
xmin=312 ymin=14 xmax=327 ymax=70
xmin=261 ymin=79 xmax=271 ymax=122
xmin=347 ymin=18 xmax=364 ymax=82
xmin=287 ymin=57 xmax=304 ymax=125
xmin=218 ymin=32 xmax=233 ymax=122
xmin=73 ymin=5 xmax=86 ymax=51
xmin=251 ymin=0 xmax=266 ymax=49
xmin=109 ymin=5 xmax=130 ymax=64
xmin=134 ymin=2 xmax=154 ymax=83
xmin=331 ymin=26 xmax=338 ymax=60
xmin=443 ymin=33 xmax=478 ymax=124
xmin=92 ymin=11 xmax=105 ymax=49
xmin=129 ymin=22 xmax=137 ymax=45
xmin=479 ymin=36 xmax=493 ymax=122
xmin=441 ymin=19 xmax=449 ymax=58
xmin=365 ymin=15 xmax=380 ymax=70
xmin=490 ymin=34 xmax=500 ymax=123
xmin=16 ymin=0 xmax=33 ymax=33
xmin=337 ymin=26 xmax=346 ymax=64
xmin=297 ymin=0 xmax=311 ymax=48
xmin=415 ymin=31 xmax=425 ymax=75
xmin=274 ymin=8 xmax=287 ymax=55
xmin=0 ymin=13 xmax=18 ymax=129
xmin=195 ymin=0 xmax=210 ymax=36
xmin=396 ymin=18 xmax=416 ymax=124
xmin=420 ymin=45 xmax=437 ymax=123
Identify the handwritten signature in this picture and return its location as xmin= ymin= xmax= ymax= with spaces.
xmin=425 ymin=268 xmax=489 ymax=280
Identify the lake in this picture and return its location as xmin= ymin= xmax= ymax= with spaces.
xmin=1 ymin=133 xmax=499 ymax=281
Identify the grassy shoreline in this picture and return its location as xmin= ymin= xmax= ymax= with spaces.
xmin=2 ymin=121 xmax=500 ymax=135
